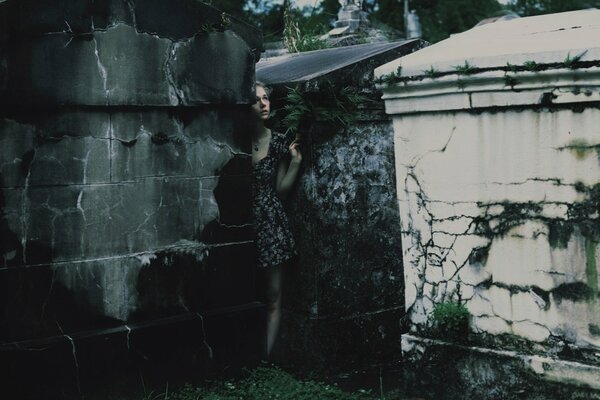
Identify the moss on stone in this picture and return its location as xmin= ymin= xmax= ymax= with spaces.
xmin=585 ymin=238 xmax=598 ymax=299
xmin=552 ymin=282 xmax=595 ymax=303
xmin=468 ymin=244 xmax=491 ymax=265
xmin=548 ymin=220 xmax=574 ymax=249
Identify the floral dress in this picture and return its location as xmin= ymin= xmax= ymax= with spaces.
xmin=253 ymin=131 xmax=296 ymax=268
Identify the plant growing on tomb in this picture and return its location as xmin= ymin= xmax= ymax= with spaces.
xmin=453 ymin=60 xmax=477 ymax=75
xmin=522 ymin=60 xmax=542 ymax=71
xmin=295 ymin=34 xmax=329 ymax=52
xmin=278 ymin=81 xmax=370 ymax=135
xmin=504 ymin=73 xmax=519 ymax=88
xmin=375 ymin=65 xmax=403 ymax=85
xmin=427 ymin=294 xmax=471 ymax=342
xmin=505 ymin=62 xmax=519 ymax=73
xmin=423 ymin=65 xmax=441 ymax=79
xmin=563 ymin=50 xmax=588 ymax=69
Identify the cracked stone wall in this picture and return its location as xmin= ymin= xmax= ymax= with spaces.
xmin=0 ymin=0 xmax=259 ymax=359
xmin=395 ymin=108 xmax=600 ymax=357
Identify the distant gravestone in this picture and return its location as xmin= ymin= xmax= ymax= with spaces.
xmin=334 ymin=0 xmax=368 ymax=34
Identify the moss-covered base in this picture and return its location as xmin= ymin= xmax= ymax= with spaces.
xmin=402 ymin=334 xmax=600 ymax=400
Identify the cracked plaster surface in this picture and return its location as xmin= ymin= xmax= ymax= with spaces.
xmin=0 ymin=37 xmax=253 ymax=322
xmin=394 ymin=107 xmax=600 ymax=349
xmin=2 ymin=21 xmax=255 ymax=106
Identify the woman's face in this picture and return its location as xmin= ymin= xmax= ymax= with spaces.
xmin=253 ymin=85 xmax=270 ymax=121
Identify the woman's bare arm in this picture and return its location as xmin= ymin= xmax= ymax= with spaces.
xmin=276 ymin=139 xmax=302 ymax=199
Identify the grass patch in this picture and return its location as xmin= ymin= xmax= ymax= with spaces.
xmin=134 ymin=365 xmax=417 ymax=400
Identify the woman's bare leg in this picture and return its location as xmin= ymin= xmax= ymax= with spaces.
xmin=263 ymin=264 xmax=283 ymax=356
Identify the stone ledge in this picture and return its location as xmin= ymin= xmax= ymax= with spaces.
xmin=402 ymin=334 xmax=600 ymax=398
xmin=379 ymin=66 xmax=600 ymax=114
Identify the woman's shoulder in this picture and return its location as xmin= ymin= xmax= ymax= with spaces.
xmin=270 ymin=131 xmax=291 ymax=157
xmin=272 ymin=130 xmax=294 ymax=144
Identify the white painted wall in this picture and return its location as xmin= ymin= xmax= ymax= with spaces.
xmin=378 ymin=10 xmax=600 ymax=354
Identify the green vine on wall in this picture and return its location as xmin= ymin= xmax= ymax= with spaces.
xmin=376 ymin=50 xmax=593 ymax=86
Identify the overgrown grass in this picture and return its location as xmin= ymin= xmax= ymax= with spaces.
xmin=137 ymin=365 xmax=411 ymax=400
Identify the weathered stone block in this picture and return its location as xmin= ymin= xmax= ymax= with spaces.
xmin=0 ymin=1 xmax=259 ymax=106
xmin=31 ymin=136 xmax=110 ymax=186
xmin=1 ymin=0 xmax=133 ymax=36
xmin=7 ymin=34 xmax=107 ymax=105
xmin=2 ymin=178 xmax=228 ymax=262
xmin=2 ymin=306 xmax=265 ymax=400
xmin=0 ymin=118 xmax=37 ymax=188
xmin=95 ymin=24 xmax=173 ymax=105
xmin=109 ymin=110 xmax=247 ymax=181
xmin=133 ymin=0 xmax=262 ymax=57
xmin=170 ymin=32 xmax=256 ymax=105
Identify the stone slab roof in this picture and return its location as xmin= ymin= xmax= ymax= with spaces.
xmin=257 ymin=39 xmax=420 ymax=85
xmin=376 ymin=9 xmax=600 ymax=79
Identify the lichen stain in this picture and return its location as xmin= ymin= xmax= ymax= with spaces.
xmin=585 ymin=237 xmax=598 ymax=301
xmin=559 ymin=138 xmax=600 ymax=160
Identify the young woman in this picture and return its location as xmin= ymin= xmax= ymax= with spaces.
xmin=252 ymin=82 xmax=301 ymax=355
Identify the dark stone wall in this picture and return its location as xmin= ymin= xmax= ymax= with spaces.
xmin=0 ymin=1 xmax=263 ymax=398
xmin=279 ymin=116 xmax=405 ymax=373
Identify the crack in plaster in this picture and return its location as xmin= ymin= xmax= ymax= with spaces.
xmin=20 ymin=150 xmax=34 ymax=264
xmin=408 ymin=126 xmax=457 ymax=169
xmin=165 ymin=42 xmax=185 ymax=106
xmin=487 ymin=177 xmax=578 ymax=187
xmin=41 ymin=268 xmax=57 ymax=319
xmin=92 ymin=36 xmax=110 ymax=104
xmin=126 ymin=0 xmax=138 ymax=31
xmin=196 ymin=313 xmax=214 ymax=359
xmin=56 ymin=321 xmax=81 ymax=395
xmin=206 ymin=135 xmax=248 ymax=157
xmin=125 ymin=324 xmax=132 ymax=350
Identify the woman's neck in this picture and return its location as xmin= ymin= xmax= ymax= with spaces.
xmin=253 ymin=124 xmax=271 ymax=140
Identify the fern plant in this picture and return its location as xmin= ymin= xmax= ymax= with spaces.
xmin=279 ymin=82 xmax=370 ymax=135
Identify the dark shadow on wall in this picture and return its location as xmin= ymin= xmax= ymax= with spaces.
xmin=0 ymin=172 xmax=121 ymax=342
xmin=268 ymin=121 xmax=406 ymax=375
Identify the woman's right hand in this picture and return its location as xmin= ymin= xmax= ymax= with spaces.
xmin=289 ymin=139 xmax=302 ymax=164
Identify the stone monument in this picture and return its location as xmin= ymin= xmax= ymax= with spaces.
xmin=332 ymin=0 xmax=368 ymax=35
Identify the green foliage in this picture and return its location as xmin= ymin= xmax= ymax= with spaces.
xmin=453 ymin=60 xmax=477 ymax=74
xmin=148 ymin=365 xmax=373 ymax=400
xmin=522 ymin=60 xmax=541 ymax=71
xmin=422 ymin=65 xmax=441 ymax=79
xmin=376 ymin=65 xmax=403 ymax=85
xmin=296 ymin=35 xmax=329 ymax=52
xmin=428 ymin=301 xmax=471 ymax=341
xmin=508 ymin=0 xmax=600 ymax=17
xmin=505 ymin=62 xmax=519 ymax=73
xmin=504 ymin=74 xmax=519 ymax=87
xmin=563 ymin=50 xmax=588 ymax=69
xmin=280 ymin=82 xmax=370 ymax=134
xmin=283 ymin=4 xmax=330 ymax=53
